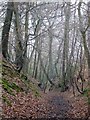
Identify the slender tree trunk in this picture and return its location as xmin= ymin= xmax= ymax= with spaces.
xmin=48 ymin=27 xmax=53 ymax=80
xmin=23 ymin=3 xmax=29 ymax=75
xmin=2 ymin=2 xmax=13 ymax=59
xmin=87 ymin=2 xmax=90 ymax=115
xmin=32 ymin=19 xmax=41 ymax=78
xmin=14 ymin=2 xmax=23 ymax=72
xmin=78 ymin=2 xmax=90 ymax=116
xmin=61 ymin=3 xmax=70 ymax=91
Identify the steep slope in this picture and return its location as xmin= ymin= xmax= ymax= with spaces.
xmin=1 ymin=59 xmax=88 ymax=119
xmin=1 ymin=59 xmax=44 ymax=118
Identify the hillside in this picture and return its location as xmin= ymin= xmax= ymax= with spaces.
xmin=1 ymin=59 xmax=88 ymax=119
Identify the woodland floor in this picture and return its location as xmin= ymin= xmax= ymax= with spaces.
xmin=2 ymin=59 xmax=89 ymax=120
xmin=2 ymin=89 xmax=88 ymax=119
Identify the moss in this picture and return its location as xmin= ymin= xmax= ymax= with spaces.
xmin=2 ymin=59 xmax=40 ymax=100
xmin=28 ymin=82 xmax=40 ymax=97
xmin=2 ymin=78 xmax=15 ymax=96
xmin=2 ymin=95 xmax=12 ymax=106
xmin=20 ymin=73 xmax=40 ymax=97
xmin=1 ymin=78 xmax=23 ymax=96
xmin=2 ymin=60 xmax=19 ymax=78
xmin=83 ymin=88 xmax=90 ymax=105
xmin=83 ymin=88 xmax=90 ymax=97
xmin=20 ymin=73 xmax=27 ymax=80
xmin=11 ymin=82 xmax=23 ymax=92
xmin=2 ymin=66 xmax=18 ymax=78
xmin=20 ymin=77 xmax=40 ymax=97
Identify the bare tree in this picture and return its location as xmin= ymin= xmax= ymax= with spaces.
xmin=78 ymin=1 xmax=90 ymax=115
xmin=61 ymin=2 xmax=70 ymax=91
xmin=2 ymin=2 xmax=13 ymax=59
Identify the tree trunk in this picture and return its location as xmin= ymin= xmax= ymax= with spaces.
xmin=48 ymin=27 xmax=53 ymax=80
xmin=78 ymin=2 xmax=90 ymax=117
xmin=61 ymin=2 xmax=70 ymax=91
xmin=2 ymin=2 xmax=13 ymax=59
xmin=23 ymin=3 xmax=29 ymax=75
xmin=14 ymin=2 xmax=23 ymax=72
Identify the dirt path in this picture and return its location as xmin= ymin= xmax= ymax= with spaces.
xmin=3 ymin=90 xmax=88 ymax=119
xmin=43 ymin=92 xmax=72 ymax=118
xmin=43 ymin=91 xmax=88 ymax=119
